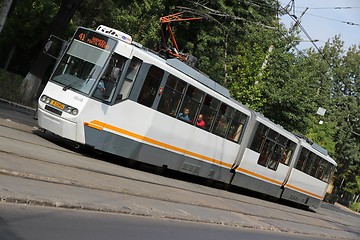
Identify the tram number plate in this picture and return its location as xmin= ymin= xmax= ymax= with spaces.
xmin=50 ymin=100 xmax=65 ymax=110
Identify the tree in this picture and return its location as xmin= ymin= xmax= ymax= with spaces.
xmin=21 ymin=0 xmax=82 ymax=105
xmin=0 ymin=0 xmax=60 ymax=74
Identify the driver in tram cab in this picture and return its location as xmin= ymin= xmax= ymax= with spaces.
xmin=94 ymin=79 xmax=106 ymax=99
xmin=196 ymin=114 xmax=205 ymax=129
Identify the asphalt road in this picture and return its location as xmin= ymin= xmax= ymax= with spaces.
xmin=0 ymin=202 xmax=331 ymax=240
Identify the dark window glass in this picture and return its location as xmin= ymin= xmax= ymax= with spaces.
xmin=250 ymin=123 xmax=268 ymax=153
xmin=257 ymin=139 xmax=275 ymax=166
xmin=137 ymin=66 xmax=164 ymax=107
xmin=296 ymin=148 xmax=308 ymax=170
xmin=198 ymin=95 xmax=220 ymax=131
xmin=158 ymin=75 xmax=186 ymax=117
xmin=277 ymin=135 xmax=287 ymax=146
xmin=280 ymin=140 xmax=296 ymax=165
xmin=226 ymin=111 xmax=247 ymax=143
xmin=267 ymin=129 xmax=278 ymax=141
xmin=179 ymin=85 xmax=204 ymax=126
xmin=322 ymin=164 xmax=335 ymax=183
xmin=268 ymin=144 xmax=283 ymax=170
xmin=316 ymin=159 xmax=327 ymax=180
xmin=94 ymin=54 xmax=127 ymax=101
xmin=212 ymin=103 xmax=233 ymax=137
xmin=310 ymin=156 xmax=320 ymax=177
xmin=186 ymin=85 xmax=204 ymax=102
xmin=303 ymin=152 xmax=315 ymax=174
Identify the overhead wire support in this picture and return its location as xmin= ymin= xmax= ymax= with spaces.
xmin=160 ymin=11 xmax=202 ymax=62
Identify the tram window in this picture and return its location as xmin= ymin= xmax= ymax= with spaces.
xmin=178 ymin=85 xmax=204 ymax=125
xmin=316 ymin=159 xmax=327 ymax=180
xmin=280 ymin=140 xmax=295 ymax=165
xmin=118 ymin=57 xmax=142 ymax=100
xmin=213 ymin=103 xmax=233 ymax=137
xmin=277 ymin=135 xmax=287 ymax=146
xmin=310 ymin=156 xmax=320 ymax=177
xmin=198 ymin=95 xmax=220 ymax=131
xmin=322 ymin=164 xmax=335 ymax=183
xmin=250 ymin=123 xmax=268 ymax=153
xmin=186 ymin=85 xmax=204 ymax=102
xmin=268 ymin=144 xmax=283 ymax=170
xmin=158 ymin=75 xmax=186 ymax=117
xmin=94 ymin=54 xmax=126 ymax=100
xmin=267 ymin=129 xmax=278 ymax=141
xmin=226 ymin=111 xmax=247 ymax=143
xmin=257 ymin=139 xmax=275 ymax=166
xmin=303 ymin=152 xmax=315 ymax=174
xmin=295 ymin=148 xmax=308 ymax=170
xmin=137 ymin=66 xmax=164 ymax=107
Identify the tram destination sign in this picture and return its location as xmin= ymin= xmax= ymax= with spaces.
xmin=75 ymin=28 xmax=116 ymax=50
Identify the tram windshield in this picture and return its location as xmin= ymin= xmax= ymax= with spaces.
xmin=51 ymin=28 xmax=117 ymax=96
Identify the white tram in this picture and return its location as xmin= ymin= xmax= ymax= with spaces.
xmin=37 ymin=25 xmax=337 ymax=208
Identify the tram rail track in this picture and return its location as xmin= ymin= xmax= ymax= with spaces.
xmin=0 ymin=125 xmax=359 ymax=235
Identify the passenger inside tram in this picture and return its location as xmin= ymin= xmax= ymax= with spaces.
xmin=196 ymin=114 xmax=205 ymax=129
xmin=178 ymin=108 xmax=190 ymax=122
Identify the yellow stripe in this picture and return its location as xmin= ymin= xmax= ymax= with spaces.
xmin=236 ymin=167 xmax=283 ymax=186
xmin=84 ymin=120 xmax=232 ymax=168
xmin=236 ymin=167 xmax=323 ymax=199
xmin=84 ymin=121 xmax=104 ymax=130
xmin=285 ymin=183 xmax=323 ymax=199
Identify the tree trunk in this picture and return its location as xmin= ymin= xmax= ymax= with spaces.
xmin=21 ymin=0 xmax=82 ymax=106
xmin=4 ymin=45 xmax=15 ymax=70
xmin=0 ymin=0 xmax=13 ymax=32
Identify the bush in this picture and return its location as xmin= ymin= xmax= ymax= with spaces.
xmin=0 ymin=69 xmax=24 ymax=103
xmin=350 ymin=202 xmax=360 ymax=213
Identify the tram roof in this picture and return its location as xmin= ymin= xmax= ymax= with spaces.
xmin=300 ymin=139 xmax=337 ymax=166
xmin=166 ymin=59 xmax=231 ymax=98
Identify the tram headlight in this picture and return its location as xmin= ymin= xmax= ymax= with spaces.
xmin=40 ymin=95 xmax=51 ymax=104
xmin=71 ymin=108 xmax=79 ymax=115
xmin=64 ymin=106 xmax=79 ymax=116
xmin=40 ymin=95 xmax=47 ymax=102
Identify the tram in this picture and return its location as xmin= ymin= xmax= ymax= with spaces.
xmin=37 ymin=25 xmax=337 ymax=208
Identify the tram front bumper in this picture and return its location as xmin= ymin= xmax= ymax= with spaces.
xmin=37 ymin=107 xmax=77 ymax=141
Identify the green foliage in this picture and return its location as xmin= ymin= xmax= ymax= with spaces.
xmin=228 ymin=41 xmax=267 ymax=111
xmin=350 ymin=202 xmax=360 ymax=212
xmin=0 ymin=0 xmax=61 ymax=75
xmin=306 ymin=116 xmax=336 ymax=155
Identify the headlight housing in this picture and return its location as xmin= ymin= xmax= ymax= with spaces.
xmin=40 ymin=95 xmax=79 ymax=116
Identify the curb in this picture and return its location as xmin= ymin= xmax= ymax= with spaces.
xmin=0 ymin=98 xmax=37 ymax=116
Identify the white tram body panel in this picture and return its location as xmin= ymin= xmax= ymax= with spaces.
xmin=284 ymin=169 xmax=327 ymax=203
xmin=232 ymin=114 xmax=300 ymax=198
xmin=282 ymin=141 xmax=337 ymax=208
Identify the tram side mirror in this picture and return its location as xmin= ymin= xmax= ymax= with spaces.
xmin=43 ymin=35 xmax=67 ymax=59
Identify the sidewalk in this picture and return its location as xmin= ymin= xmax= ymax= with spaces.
xmin=0 ymin=99 xmax=359 ymax=239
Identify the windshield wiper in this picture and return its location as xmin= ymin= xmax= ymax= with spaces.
xmin=85 ymin=68 xmax=96 ymax=84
